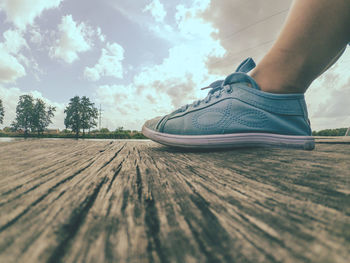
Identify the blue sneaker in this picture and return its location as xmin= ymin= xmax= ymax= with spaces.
xmin=142 ymin=58 xmax=315 ymax=150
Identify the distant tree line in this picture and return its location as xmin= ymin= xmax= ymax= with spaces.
xmin=0 ymin=95 xmax=98 ymax=138
xmin=312 ymin=128 xmax=348 ymax=136
xmin=0 ymin=95 xmax=146 ymax=139
xmin=0 ymin=98 xmax=4 ymax=125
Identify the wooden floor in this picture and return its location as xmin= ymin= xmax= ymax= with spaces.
xmin=0 ymin=139 xmax=349 ymax=263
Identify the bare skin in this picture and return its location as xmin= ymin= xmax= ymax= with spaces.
xmin=250 ymin=0 xmax=350 ymax=94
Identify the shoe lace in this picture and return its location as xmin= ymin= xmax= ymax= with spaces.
xmin=174 ymin=57 xmax=257 ymax=113
xmin=177 ymin=80 xmax=234 ymax=112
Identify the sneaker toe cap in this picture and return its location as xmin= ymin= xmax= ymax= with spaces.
xmin=143 ymin=116 xmax=163 ymax=131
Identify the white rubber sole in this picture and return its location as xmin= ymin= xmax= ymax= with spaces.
xmin=142 ymin=126 xmax=315 ymax=150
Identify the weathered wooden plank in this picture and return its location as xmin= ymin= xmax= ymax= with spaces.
xmin=0 ymin=139 xmax=349 ymax=263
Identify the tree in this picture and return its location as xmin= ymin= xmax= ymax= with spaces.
xmin=81 ymin=96 xmax=98 ymax=136
xmin=3 ymin=127 xmax=15 ymax=133
xmin=12 ymin=95 xmax=34 ymax=136
xmin=313 ymin=128 xmax=347 ymax=136
xmin=64 ymin=96 xmax=98 ymax=138
xmin=0 ymin=98 xmax=4 ymax=125
xmin=12 ymin=95 xmax=56 ymax=136
xmin=32 ymin=99 xmax=56 ymax=135
xmin=100 ymin=128 xmax=110 ymax=133
xmin=64 ymin=96 xmax=81 ymax=138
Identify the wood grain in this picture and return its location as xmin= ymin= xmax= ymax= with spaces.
xmin=0 ymin=139 xmax=349 ymax=263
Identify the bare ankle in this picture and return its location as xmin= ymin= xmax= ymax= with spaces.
xmin=250 ymin=69 xmax=306 ymax=94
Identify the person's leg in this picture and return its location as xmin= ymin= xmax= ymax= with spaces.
xmin=318 ymin=46 xmax=346 ymax=77
xmin=250 ymin=0 xmax=350 ymax=94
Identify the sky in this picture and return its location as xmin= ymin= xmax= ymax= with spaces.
xmin=0 ymin=0 xmax=349 ymax=131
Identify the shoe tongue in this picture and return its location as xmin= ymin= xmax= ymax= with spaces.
xmin=209 ymin=79 xmax=224 ymax=89
xmin=235 ymin=57 xmax=256 ymax=73
xmin=222 ymin=57 xmax=261 ymax=90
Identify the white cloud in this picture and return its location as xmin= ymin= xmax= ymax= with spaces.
xmin=83 ymin=0 xmax=226 ymax=130
xmin=90 ymin=1 xmax=227 ymax=130
xmin=95 ymin=84 xmax=165 ymax=130
xmin=315 ymin=84 xmax=350 ymax=118
xmin=84 ymin=42 xmax=124 ymax=81
xmin=97 ymin=27 xmax=106 ymax=42
xmin=50 ymin=15 xmax=94 ymax=63
xmin=2 ymin=29 xmax=29 ymax=53
xmin=134 ymin=43 xmax=212 ymax=107
xmin=0 ymin=29 xmax=28 ymax=83
xmin=134 ymin=0 xmax=225 ymax=108
xmin=29 ymin=27 xmax=43 ymax=45
xmin=0 ymin=0 xmax=63 ymax=30
xmin=306 ymin=49 xmax=350 ymax=131
xmin=143 ymin=0 xmax=167 ymax=23
xmin=0 ymin=50 xmax=26 ymax=84
xmin=202 ymin=0 xmax=292 ymax=75
xmin=175 ymin=1 xmax=212 ymax=39
xmin=0 ymin=86 xmax=22 ymax=128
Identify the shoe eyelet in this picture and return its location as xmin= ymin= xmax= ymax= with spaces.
xmin=225 ymin=85 xmax=233 ymax=94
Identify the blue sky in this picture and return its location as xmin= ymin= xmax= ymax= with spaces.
xmin=0 ymin=0 xmax=349 ymax=131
